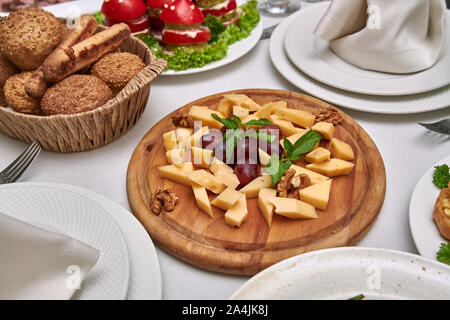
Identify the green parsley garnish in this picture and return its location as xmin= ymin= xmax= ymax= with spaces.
xmin=433 ymin=164 xmax=450 ymax=189
xmin=437 ymin=242 xmax=450 ymax=265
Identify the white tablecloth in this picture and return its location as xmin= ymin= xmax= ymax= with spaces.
xmin=0 ymin=1 xmax=449 ymax=299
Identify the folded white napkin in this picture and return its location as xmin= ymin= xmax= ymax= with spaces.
xmin=314 ymin=0 xmax=447 ymax=74
xmin=0 ymin=213 xmax=100 ymax=300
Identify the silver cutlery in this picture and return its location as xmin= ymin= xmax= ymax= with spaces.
xmin=0 ymin=142 xmax=41 ymax=184
xmin=260 ymin=24 xmax=279 ymax=40
xmin=419 ymin=119 xmax=450 ymax=135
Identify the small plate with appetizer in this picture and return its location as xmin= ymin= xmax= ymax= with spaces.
xmin=409 ymin=155 xmax=450 ymax=265
xmin=127 ymin=89 xmax=386 ymax=275
xmin=95 ymin=0 xmax=262 ymax=75
xmin=230 ymin=247 xmax=450 ymax=300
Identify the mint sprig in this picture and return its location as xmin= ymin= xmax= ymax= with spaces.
xmin=437 ymin=242 xmax=450 ymax=265
xmin=267 ymin=130 xmax=323 ymax=185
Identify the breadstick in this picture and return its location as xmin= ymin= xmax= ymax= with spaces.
xmin=42 ymin=23 xmax=131 ymax=83
xmin=25 ymin=14 xmax=98 ymax=98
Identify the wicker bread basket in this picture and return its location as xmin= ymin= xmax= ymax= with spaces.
xmin=0 ymin=24 xmax=167 ymax=152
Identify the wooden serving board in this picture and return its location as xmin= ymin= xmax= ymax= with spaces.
xmin=127 ymin=89 xmax=386 ymax=275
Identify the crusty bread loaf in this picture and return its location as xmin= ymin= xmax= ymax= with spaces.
xmin=433 ymin=183 xmax=450 ymax=240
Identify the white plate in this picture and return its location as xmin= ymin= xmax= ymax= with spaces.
xmin=0 ymin=183 xmax=130 ymax=300
xmin=409 ymin=155 xmax=450 ymax=261
xmin=284 ymin=2 xmax=450 ymax=96
xmin=269 ymin=7 xmax=450 ymax=114
xmin=230 ymin=247 xmax=450 ymax=300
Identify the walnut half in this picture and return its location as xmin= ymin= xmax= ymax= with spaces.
xmin=172 ymin=114 xmax=194 ymax=128
xmin=150 ymin=187 xmax=179 ymax=215
xmin=276 ymin=169 xmax=311 ymax=199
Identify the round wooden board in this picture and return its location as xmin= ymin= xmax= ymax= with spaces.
xmin=127 ymin=89 xmax=386 ymax=275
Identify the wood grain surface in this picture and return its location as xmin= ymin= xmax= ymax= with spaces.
xmin=126 ymin=89 xmax=386 ymax=275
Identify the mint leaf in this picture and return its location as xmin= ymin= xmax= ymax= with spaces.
xmin=267 ymin=156 xmax=292 ymax=185
xmin=437 ymin=242 xmax=450 ymax=265
xmin=283 ymin=138 xmax=294 ymax=156
xmin=292 ymin=130 xmax=323 ymax=157
xmin=211 ymin=113 xmax=238 ymax=129
xmin=245 ymin=118 xmax=272 ymax=127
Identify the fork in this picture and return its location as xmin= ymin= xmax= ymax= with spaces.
xmin=0 ymin=142 xmax=41 ymax=184
xmin=419 ymin=119 xmax=450 ymax=135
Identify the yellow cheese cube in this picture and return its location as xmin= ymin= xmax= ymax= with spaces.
xmin=224 ymin=195 xmax=248 ymax=227
xmin=217 ymin=98 xmax=233 ymax=117
xmin=191 ymin=182 xmax=213 ymax=218
xmin=211 ymin=187 xmax=243 ymax=211
xmin=279 ymin=128 xmax=310 ymax=147
xmin=166 ymin=147 xmax=186 ymax=167
xmin=223 ymin=94 xmax=262 ymax=112
xmin=270 ymin=197 xmax=318 ymax=219
xmin=258 ymin=188 xmax=277 ymax=227
xmin=188 ymin=106 xmax=224 ymax=129
xmin=306 ymin=159 xmax=354 ymax=177
xmin=330 ymin=138 xmax=355 ymax=161
xmin=209 ymin=158 xmax=234 ymax=176
xmin=258 ymin=148 xmax=271 ymax=166
xmin=213 ymin=167 xmax=240 ymax=189
xmin=299 ymin=179 xmax=332 ymax=210
xmin=254 ymin=102 xmax=273 ymax=119
xmin=311 ymin=122 xmax=334 ymax=140
xmin=188 ymin=126 xmax=209 ymax=147
xmin=269 ymin=115 xmax=298 ymax=137
xmin=187 ymin=170 xmax=226 ymax=194
xmin=163 ymin=128 xmax=192 ymax=151
xmin=275 ymin=108 xmax=315 ymax=128
xmin=158 ymin=162 xmax=195 ymax=186
xmin=190 ymin=146 xmax=214 ymax=169
xmin=239 ymin=175 xmax=273 ymax=198
xmin=305 ymin=147 xmax=331 ymax=164
xmin=266 ymin=101 xmax=287 ymax=114
xmin=233 ymin=105 xmax=249 ymax=120
xmin=290 ymin=164 xmax=330 ymax=185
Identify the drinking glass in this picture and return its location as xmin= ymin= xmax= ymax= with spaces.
xmin=258 ymin=0 xmax=301 ymax=17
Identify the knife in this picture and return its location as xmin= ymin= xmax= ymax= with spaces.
xmin=260 ymin=24 xmax=279 ymax=40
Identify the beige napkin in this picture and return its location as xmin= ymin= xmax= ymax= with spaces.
xmin=0 ymin=213 xmax=100 ymax=300
xmin=314 ymin=0 xmax=447 ymax=74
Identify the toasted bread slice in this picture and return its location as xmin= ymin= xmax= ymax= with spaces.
xmin=433 ymin=183 xmax=450 ymax=240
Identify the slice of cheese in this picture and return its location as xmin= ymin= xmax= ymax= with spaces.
xmin=299 ymin=179 xmax=332 ymax=210
xmin=305 ymin=147 xmax=331 ymax=164
xmin=239 ymin=175 xmax=273 ymax=198
xmin=258 ymin=148 xmax=271 ymax=166
xmin=190 ymin=146 xmax=214 ymax=169
xmin=306 ymin=159 xmax=354 ymax=177
xmin=163 ymin=128 xmax=193 ymax=151
xmin=158 ymin=162 xmax=195 ymax=186
xmin=254 ymin=102 xmax=273 ymax=119
xmin=191 ymin=182 xmax=213 ymax=218
xmin=279 ymin=128 xmax=310 ymax=147
xmin=290 ymin=164 xmax=330 ymax=185
xmin=267 ymin=100 xmax=287 ymax=114
xmin=187 ymin=169 xmax=226 ymax=194
xmin=188 ymin=106 xmax=224 ymax=129
xmin=233 ymin=105 xmax=249 ymax=120
xmin=275 ymin=108 xmax=315 ymax=128
xmin=329 ymin=138 xmax=355 ymax=161
xmin=213 ymin=167 xmax=240 ymax=189
xmin=311 ymin=122 xmax=334 ymax=140
xmin=211 ymin=187 xmax=243 ymax=211
xmin=217 ymin=98 xmax=233 ymax=117
xmin=258 ymin=188 xmax=277 ymax=227
xmin=224 ymin=194 xmax=248 ymax=227
xmin=270 ymin=197 xmax=318 ymax=219
xmin=209 ymin=158 xmax=234 ymax=175
xmin=269 ymin=115 xmax=298 ymax=137
xmin=188 ymin=126 xmax=209 ymax=147
xmin=223 ymin=94 xmax=262 ymax=112
xmin=166 ymin=147 xmax=186 ymax=167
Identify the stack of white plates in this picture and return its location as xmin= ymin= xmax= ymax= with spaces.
xmin=270 ymin=2 xmax=450 ymax=114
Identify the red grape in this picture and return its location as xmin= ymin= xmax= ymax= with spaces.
xmin=235 ymin=163 xmax=259 ymax=188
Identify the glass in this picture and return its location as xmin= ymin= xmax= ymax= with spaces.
xmin=258 ymin=0 xmax=301 ymax=17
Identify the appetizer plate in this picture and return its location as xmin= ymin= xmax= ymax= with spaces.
xmin=409 ymin=155 xmax=450 ymax=261
xmin=230 ymin=247 xmax=450 ymax=300
xmin=270 ymin=6 xmax=450 ymax=114
xmin=127 ymin=89 xmax=386 ymax=275
xmin=284 ymin=2 xmax=450 ymax=96
xmin=0 ymin=183 xmax=130 ymax=300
